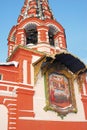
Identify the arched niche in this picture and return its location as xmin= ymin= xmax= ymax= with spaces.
xmin=25 ymin=23 xmax=38 ymax=45
xmin=0 ymin=105 xmax=8 ymax=130
xmin=48 ymin=25 xmax=59 ymax=46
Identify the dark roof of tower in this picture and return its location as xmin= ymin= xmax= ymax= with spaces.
xmin=17 ymin=0 xmax=55 ymax=23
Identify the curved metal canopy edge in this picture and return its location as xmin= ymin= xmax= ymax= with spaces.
xmin=55 ymin=52 xmax=86 ymax=73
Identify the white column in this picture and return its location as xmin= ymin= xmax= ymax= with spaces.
xmin=23 ymin=60 xmax=27 ymax=84
xmin=82 ymin=83 xmax=86 ymax=95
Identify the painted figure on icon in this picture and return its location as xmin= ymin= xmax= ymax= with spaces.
xmin=49 ymin=73 xmax=71 ymax=108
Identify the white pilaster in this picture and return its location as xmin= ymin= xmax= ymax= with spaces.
xmin=23 ymin=60 xmax=27 ymax=84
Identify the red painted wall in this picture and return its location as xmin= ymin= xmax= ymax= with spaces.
xmin=17 ymin=120 xmax=87 ymax=130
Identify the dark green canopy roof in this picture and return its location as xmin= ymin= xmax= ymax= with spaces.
xmin=55 ymin=52 xmax=86 ymax=73
xmin=41 ymin=52 xmax=86 ymax=74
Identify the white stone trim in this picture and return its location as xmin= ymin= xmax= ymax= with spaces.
xmin=30 ymin=64 xmax=34 ymax=86
xmin=0 ymin=61 xmax=19 ymax=68
xmin=82 ymin=83 xmax=86 ymax=95
xmin=0 ymin=82 xmax=34 ymax=91
xmin=23 ymin=60 xmax=28 ymax=84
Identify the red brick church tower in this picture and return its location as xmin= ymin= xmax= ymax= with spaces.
xmin=0 ymin=0 xmax=87 ymax=130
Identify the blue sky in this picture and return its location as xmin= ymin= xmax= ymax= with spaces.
xmin=0 ymin=0 xmax=87 ymax=64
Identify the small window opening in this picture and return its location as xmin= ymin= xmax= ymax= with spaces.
xmin=26 ymin=29 xmax=37 ymax=45
xmin=0 ymin=74 xmax=2 ymax=80
xmin=48 ymin=32 xmax=54 ymax=46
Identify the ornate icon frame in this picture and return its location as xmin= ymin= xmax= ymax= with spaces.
xmin=44 ymin=65 xmax=77 ymax=118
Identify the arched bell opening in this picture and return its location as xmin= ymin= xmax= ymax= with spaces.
xmin=25 ymin=24 xmax=38 ymax=46
xmin=48 ymin=31 xmax=54 ymax=46
xmin=48 ymin=25 xmax=58 ymax=47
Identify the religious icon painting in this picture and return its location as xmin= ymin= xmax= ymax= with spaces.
xmin=44 ymin=69 xmax=77 ymax=117
xmin=49 ymin=73 xmax=71 ymax=108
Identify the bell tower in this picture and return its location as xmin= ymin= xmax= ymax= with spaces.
xmin=8 ymin=0 xmax=67 ymax=57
